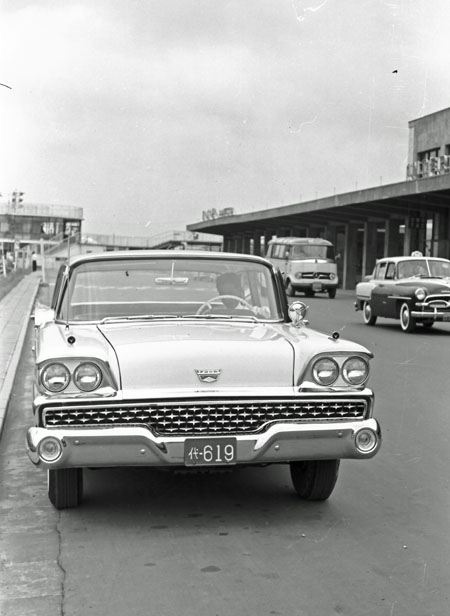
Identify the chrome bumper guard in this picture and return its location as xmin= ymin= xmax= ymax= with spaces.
xmin=26 ymin=418 xmax=381 ymax=469
xmin=411 ymin=309 xmax=450 ymax=320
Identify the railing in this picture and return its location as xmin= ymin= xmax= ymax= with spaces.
xmin=80 ymin=231 xmax=222 ymax=249
xmin=407 ymin=155 xmax=450 ymax=180
xmin=0 ymin=203 xmax=83 ymax=219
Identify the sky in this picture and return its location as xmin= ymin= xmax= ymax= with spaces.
xmin=1 ymin=0 xmax=450 ymax=239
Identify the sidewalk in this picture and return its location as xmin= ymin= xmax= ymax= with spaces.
xmin=0 ymin=272 xmax=42 ymax=436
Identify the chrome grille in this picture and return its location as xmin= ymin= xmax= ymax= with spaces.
xmin=300 ymin=273 xmax=332 ymax=280
xmin=42 ymin=398 xmax=368 ymax=435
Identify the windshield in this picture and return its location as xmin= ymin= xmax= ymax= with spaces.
xmin=58 ymin=257 xmax=283 ymax=322
xmin=429 ymin=259 xmax=450 ymax=277
xmin=397 ymin=258 xmax=450 ymax=278
xmin=289 ymin=244 xmax=335 ymax=260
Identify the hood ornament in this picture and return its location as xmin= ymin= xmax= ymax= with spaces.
xmin=195 ymin=369 xmax=222 ymax=383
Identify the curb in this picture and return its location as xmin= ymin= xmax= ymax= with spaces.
xmin=0 ymin=278 xmax=41 ymax=438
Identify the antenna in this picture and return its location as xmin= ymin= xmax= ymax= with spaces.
xmin=65 ymin=264 xmax=71 ymax=332
xmin=65 ymin=230 xmax=72 ymax=332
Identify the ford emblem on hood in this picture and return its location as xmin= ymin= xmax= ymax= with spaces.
xmin=195 ymin=369 xmax=222 ymax=383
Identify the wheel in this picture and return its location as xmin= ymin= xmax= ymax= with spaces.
xmin=290 ymin=460 xmax=340 ymax=501
xmin=285 ymin=280 xmax=295 ymax=297
xmin=400 ymin=302 xmax=416 ymax=333
xmin=363 ymin=301 xmax=377 ymax=325
xmin=422 ymin=320 xmax=434 ymax=328
xmin=328 ymin=288 xmax=336 ymax=299
xmin=48 ymin=468 xmax=83 ymax=509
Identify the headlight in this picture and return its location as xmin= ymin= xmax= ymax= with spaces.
xmin=329 ymin=273 xmax=336 ymax=280
xmin=295 ymin=272 xmax=303 ymax=279
xmin=74 ymin=362 xmax=102 ymax=392
xmin=312 ymin=358 xmax=339 ymax=386
xmin=355 ymin=429 xmax=378 ymax=453
xmin=415 ymin=287 xmax=427 ymax=301
xmin=342 ymin=356 xmax=369 ymax=386
xmin=41 ymin=363 xmax=70 ymax=392
xmin=38 ymin=436 xmax=63 ymax=462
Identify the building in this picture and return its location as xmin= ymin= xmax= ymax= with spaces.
xmin=187 ymin=107 xmax=450 ymax=289
xmin=0 ymin=202 xmax=83 ymax=250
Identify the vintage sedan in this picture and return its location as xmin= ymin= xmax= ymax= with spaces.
xmin=27 ymin=251 xmax=381 ymax=509
xmin=355 ymin=254 xmax=450 ymax=332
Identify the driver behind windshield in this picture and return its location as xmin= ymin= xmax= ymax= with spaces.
xmin=215 ymin=272 xmax=270 ymax=318
xmin=216 ymin=272 xmax=245 ymax=308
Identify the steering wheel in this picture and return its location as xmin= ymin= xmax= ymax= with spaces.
xmin=196 ymin=295 xmax=254 ymax=315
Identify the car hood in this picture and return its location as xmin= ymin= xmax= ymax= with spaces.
xmin=395 ymin=278 xmax=450 ymax=293
xmin=98 ymin=321 xmax=296 ymax=392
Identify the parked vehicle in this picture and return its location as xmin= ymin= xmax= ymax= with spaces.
xmin=27 ymin=250 xmax=380 ymax=509
xmin=355 ymin=253 xmax=450 ymax=332
xmin=266 ymin=237 xmax=339 ymax=298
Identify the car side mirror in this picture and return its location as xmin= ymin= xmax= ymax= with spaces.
xmin=288 ymin=301 xmax=309 ymax=327
xmin=33 ymin=304 xmax=55 ymax=327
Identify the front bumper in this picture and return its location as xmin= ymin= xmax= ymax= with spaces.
xmin=26 ymin=418 xmax=381 ymax=469
xmin=411 ymin=309 xmax=450 ymax=322
xmin=292 ymin=280 xmax=338 ymax=291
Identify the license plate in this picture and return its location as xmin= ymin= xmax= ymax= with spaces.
xmin=184 ymin=438 xmax=237 ymax=466
xmin=442 ymin=313 xmax=450 ymax=321
xmin=312 ymin=282 xmax=322 ymax=292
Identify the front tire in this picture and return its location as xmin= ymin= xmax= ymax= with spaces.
xmin=48 ymin=468 xmax=83 ymax=509
xmin=400 ymin=302 xmax=416 ymax=333
xmin=328 ymin=288 xmax=336 ymax=299
xmin=290 ymin=460 xmax=340 ymax=501
xmin=363 ymin=301 xmax=377 ymax=325
xmin=422 ymin=319 xmax=434 ymax=328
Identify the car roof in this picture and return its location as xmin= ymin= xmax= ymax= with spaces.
xmin=376 ymin=256 xmax=450 ymax=264
xmin=268 ymin=237 xmax=332 ymax=246
xmin=68 ymin=249 xmax=274 ymax=268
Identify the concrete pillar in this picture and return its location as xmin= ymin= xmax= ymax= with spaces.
xmin=384 ymin=219 xmax=403 ymax=256
xmin=405 ymin=212 xmax=427 ymax=255
xmin=434 ymin=211 xmax=450 ymax=258
xmin=263 ymin=230 xmax=273 ymax=256
xmin=343 ymin=223 xmax=359 ymax=290
xmin=326 ymin=225 xmax=338 ymax=247
xmin=362 ymin=222 xmax=378 ymax=276
xmin=253 ymin=232 xmax=261 ymax=256
xmin=242 ymin=236 xmax=251 ymax=254
xmin=223 ymin=236 xmax=232 ymax=252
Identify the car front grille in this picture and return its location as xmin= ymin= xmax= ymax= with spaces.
xmin=42 ymin=398 xmax=369 ymax=435
xmin=423 ymin=295 xmax=450 ymax=309
xmin=300 ymin=272 xmax=332 ymax=280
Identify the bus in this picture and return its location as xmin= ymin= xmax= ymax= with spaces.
xmin=266 ymin=237 xmax=339 ymax=298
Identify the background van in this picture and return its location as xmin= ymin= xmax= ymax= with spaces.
xmin=266 ymin=237 xmax=339 ymax=298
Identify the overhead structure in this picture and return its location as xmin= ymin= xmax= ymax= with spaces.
xmin=188 ymin=107 xmax=450 ymax=289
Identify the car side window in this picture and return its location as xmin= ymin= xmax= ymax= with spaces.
xmin=385 ymin=263 xmax=396 ymax=280
xmin=375 ymin=262 xmax=388 ymax=280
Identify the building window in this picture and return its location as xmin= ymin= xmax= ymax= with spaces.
xmin=418 ymin=148 xmax=440 ymax=162
xmin=0 ymin=221 xmax=10 ymax=232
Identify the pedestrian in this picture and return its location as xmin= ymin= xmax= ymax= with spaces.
xmin=32 ymin=251 xmax=37 ymax=272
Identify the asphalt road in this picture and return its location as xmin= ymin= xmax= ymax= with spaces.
xmin=1 ymin=290 xmax=449 ymax=616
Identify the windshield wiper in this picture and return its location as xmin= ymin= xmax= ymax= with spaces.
xmin=100 ymin=314 xmax=179 ymax=323
xmin=181 ymin=314 xmax=259 ymax=322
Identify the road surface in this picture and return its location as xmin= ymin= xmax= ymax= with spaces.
xmin=1 ymin=290 xmax=449 ymax=616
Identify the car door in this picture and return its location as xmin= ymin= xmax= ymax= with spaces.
xmin=371 ymin=261 xmax=397 ymax=316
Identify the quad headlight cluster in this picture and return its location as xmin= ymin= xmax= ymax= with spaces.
xmin=41 ymin=362 xmax=102 ymax=393
xmin=311 ymin=355 xmax=369 ymax=387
